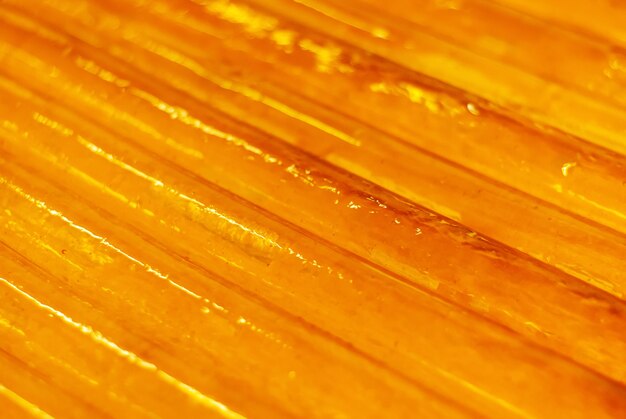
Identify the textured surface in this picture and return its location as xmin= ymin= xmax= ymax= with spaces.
xmin=0 ymin=0 xmax=626 ymax=417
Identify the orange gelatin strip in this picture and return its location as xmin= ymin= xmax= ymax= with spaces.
xmin=1 ymin=0 xmax=626 ymax=417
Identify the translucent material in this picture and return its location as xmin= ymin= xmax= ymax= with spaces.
xmin=0 ymin=0 xmax=625 ymax=417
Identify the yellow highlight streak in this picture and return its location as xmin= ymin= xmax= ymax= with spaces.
xmin=0 ymin=384 xmax=54 ymax=419
xmin=292 ymin=0 xmax=390 ymax=40
xmin=552 ymin=184 xmax=626 ymax=221
xmin=74 ymin=137 xmax=284 ymax=250
xmin=1 ymin=178 xmax=200 ymax=301
xmin=126 ymin=17 xmax=361 ymax=146
xmin=202 ymin=0 xmax=278 ymax=35
xmin=0 ymin=277 xmax=244 ymax=419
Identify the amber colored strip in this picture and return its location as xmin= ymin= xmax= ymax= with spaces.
xmin=1 ymin=57 xmax=626 ymax=416
xmin=350 ymin=0 xmax=626 ymax=111
xmin=0 ymin=349 xmax=102 ymax=418
xmin=1 ymin=122 xmax=626 ymax=417
xmin=1 ymin=0 xmax=626 ymax=417
xmin=3 ymin=0 xmax=619 ymax=368
xmin=0 ymin=13 xmax=626 ymax=391
xmin=1 ymin=0 xmax=625 ymax=298
xmin=243 ymin=0 xmax=626 ymax=157
xmin=8 ymin=0 xmax=624 ymax=239
xmin=492 ymin=0 xmax=626 ymax=49
xmin=0 ymin=205 xmax=462 ymax=417
xmin=0 ymin=384 xmax=54 ymax=419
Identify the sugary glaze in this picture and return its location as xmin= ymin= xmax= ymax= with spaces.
xmin=0 ymin=0 xmax=625 ymax=417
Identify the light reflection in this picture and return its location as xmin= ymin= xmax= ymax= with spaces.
xmin=0 ymin=384 xmax=53 ymax=419
xmin=370 ymin=81 xmax=464 ymax=116
xmin=29 ymin=111 xmax=281 ymax=252
xmin=104 ymin=35 xmax=361 ymax=147
xmin=0 ymin=276 xmax=244 ymax=419
xmin=19 ymin=110 xmax=339 ymax=281
xmin=561 ymin=162 xmax=577 ymax=177
xmin=290 ymin=0 xmax=390 ymax=40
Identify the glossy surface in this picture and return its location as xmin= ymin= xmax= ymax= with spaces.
xmin=0 ymin=0 xmax=625 ymax=417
